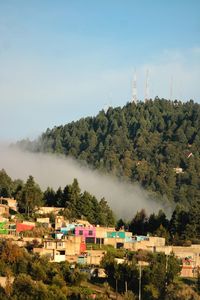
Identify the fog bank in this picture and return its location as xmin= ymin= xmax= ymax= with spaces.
xmin=0 ymin=145 xmax=170 ymax=219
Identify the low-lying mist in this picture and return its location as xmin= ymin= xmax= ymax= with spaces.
xmin=0 ymin=145 xmax=170 ymax=219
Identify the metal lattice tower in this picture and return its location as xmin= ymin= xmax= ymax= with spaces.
xmin=170 ymin=76 xmax=173 ymax=101
xmin=145 ymin=69 xmax=150 ymax=102
xmin=132 ymin=71 xmax=137 ymax=104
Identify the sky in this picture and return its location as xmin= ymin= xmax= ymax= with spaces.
xmin=0 ymin=0 xmax=200 ymax=140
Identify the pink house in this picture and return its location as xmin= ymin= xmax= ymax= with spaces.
xmin=75 ymin=226 xmax=96 ymax=243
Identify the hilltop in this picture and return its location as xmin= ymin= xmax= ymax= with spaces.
xmin=18 ymin=98 xmax=200 ymax=207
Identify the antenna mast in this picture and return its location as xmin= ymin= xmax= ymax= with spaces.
xmin=132 ymin=71 xmax=137 ymax=104
xmin=145 ymin=69 xmax=149 ymax=102
xmin=170 ymin=76 xmax=173 ymax=101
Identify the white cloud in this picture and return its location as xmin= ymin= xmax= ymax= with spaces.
xmin=0 ymin=145 xmax=169 ymax=219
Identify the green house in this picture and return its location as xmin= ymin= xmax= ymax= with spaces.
xmin=0 ymin=222 xmax=8 ymax=234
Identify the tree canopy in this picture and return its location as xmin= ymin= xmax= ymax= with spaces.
xmin=18 ymin=99 xmax=200 ymax=207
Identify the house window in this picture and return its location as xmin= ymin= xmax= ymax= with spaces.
xmin=86 ymin=237 xmax=95 ymax=244
xmin=96 ymin=238 xmax=104 ymax=245
xmin=88 ymin=230 xmax=93 ymax=236
xmin=57 ymin=242 xmax=63 ymax=247
xmin=79 ymin=230 xmax=83 ymax=235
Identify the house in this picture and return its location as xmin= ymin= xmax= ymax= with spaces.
xmin=16 ymin=221 xmax=35 ymax=233
xmin=55 ymin=216 xmax=68 ymax=230
xmin=104 ymin=230 xmax=133 ymax=249
xmin=76 ymin=219 xmax=92 ymax=227
xmin=132 ymin=236 xmax=166 ymax=251
xmin=61 ymin=224 xmax=76 ymax=235
xmin=86 ymin=250 xmax=106 ymax=265
xmin=173 ymin=167 xmax=184 ymax=174
xmin=153 ymin=244 xmax=200 ymax=278
xmin=33 ymin=235 xmax=85 ymax=262
xmin=36 ymin=217 xmax=50 ymax=228
xmin=0 ymin=204 xmax=9 ymax=217
xmin=95 ymin=226 xmax=114 ymax=246
xmin=75 ymin=226 xmax=96 ymax=244
xmin=75 ymin=225 xmax=134 ymax=248
xmin=172 ymin=245 xmax=200 ymax=278
xmin=0 ymin=221 xmax=9 ymax=234
xmin=36 ymin=207 xmax=64 ymax=215
xmin=0 ymin=197 xmax=18 ymax=211
xmin=77 ymin=250 xmax=106 ymax=266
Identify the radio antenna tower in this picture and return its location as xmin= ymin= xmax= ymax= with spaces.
xmin=145 ymin=69 xmax=149 ymax=102
xmin=170 ymin=76 xmax=173 ymax=101
xmin=132 ymin=71 xmax=137 ymax=104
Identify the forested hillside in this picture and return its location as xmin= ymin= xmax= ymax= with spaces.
xmin=19 ymin=98 xmax=200 ymax=206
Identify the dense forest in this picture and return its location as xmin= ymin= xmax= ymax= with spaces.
xmin=18 ymin=98 xmax=200 ymax=207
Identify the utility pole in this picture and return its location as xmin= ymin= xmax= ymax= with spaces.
xmin=139 ymin=263 xmax=142 ymax=300
xmin=138 ymin=261 xmax=149 ymax=300
xmin=165 ymin=254 xmax=169 ymax=295
xmin=125 ymin=280 xmax=128 ymax=293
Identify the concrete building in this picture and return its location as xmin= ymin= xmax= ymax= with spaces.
xmin=0 ymin=197 xmax=18 ymax=212
xmin=36 ymin=207 xmax=64 ymax=215
xmin=75 ymin=226 xmax=96 ymax=244
xmin=156 ymin=244 xmax=200 ymax=278
xmin=16 ymin=221 xmax=35 ymax=233
xmin=33 ymin=235 xmax=86 ymax=262
xmin=0 ymin=204 xmax=9 ymax=217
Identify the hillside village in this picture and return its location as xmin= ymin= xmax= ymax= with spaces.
xmin=0 ymin=196 xmax=200 ymax=280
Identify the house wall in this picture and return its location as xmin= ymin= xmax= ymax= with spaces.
xmin=61 ymin=224 xmax=76 ymax=234
xmin=54 ymin=253 xmax=66 ymax=262
xmin=107 ymin=231 xmax=125 ymax=239
xmin=55 ymin=216 xmax=69 ymax=229
xmin=37 ymin=207 xmax=64 ymax=215
xmin=37 ymin=218 xmax=50 ymax=224
xmin=33 ymin=248 xmax=54 ymax=261
xmin=181 ymin=266 xmax=194 ymax=277
xmin=16 ymin=223 xmax=35 ymax=233
xmin=86 ymin=250 xmax=106 ymax=266
xmin=0 ymin=205 xmax=9 ymax=217
xmin=75 ymin=226 xmax=96 ymax=239
xmin=65 ymin=236 xmax=83 ymax=255
xmin=104 ymin=237 xmax=125 ymax=248
xmin=0 ymin=221 xmax=8 ymax=234
xmin=95 ymin=227 xmax=114 ymax=239
xmin=0 ymin=197 xmax=17 ymax=211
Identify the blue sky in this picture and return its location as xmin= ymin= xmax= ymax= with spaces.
xmin=0 ymin=0 xmax=200 ymax=140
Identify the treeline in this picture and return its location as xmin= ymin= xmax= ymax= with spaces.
xmin=118 ymin=203 xmax=200 ymax=245
xmin=0 ymin=169 xmax=115 ymax=226
xmin=44 ymin=179 xmax=115 ymax=226
xmin=18 ymin=98 xmax=200 ymax=207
